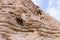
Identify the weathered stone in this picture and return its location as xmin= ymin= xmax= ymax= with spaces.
xmin=0 ymin=0 xmax=60 ymax=40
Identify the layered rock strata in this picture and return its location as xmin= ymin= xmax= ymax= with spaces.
xmin=0 ymin=0 xmax=60 ymax=40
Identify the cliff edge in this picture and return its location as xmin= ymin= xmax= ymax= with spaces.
xmin=0 ymin=0 xmax=60 ymax=40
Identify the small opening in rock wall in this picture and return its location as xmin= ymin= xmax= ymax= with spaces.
xmin=9 ymin=12 xmax=14 ymax=14
xmin=37 ymin=10 xmax=42 ymax=15
xmin=8 ymin=3 xmax=13 ymax=5
xmin=17 ymin=18 xmax=24 ymax=26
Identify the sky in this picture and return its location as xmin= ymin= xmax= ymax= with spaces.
xmin=32 ymin=0 xmax=60 ymax=21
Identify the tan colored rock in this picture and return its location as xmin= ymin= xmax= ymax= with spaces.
xmin=0 ymin=0 xmax=60 ymax=40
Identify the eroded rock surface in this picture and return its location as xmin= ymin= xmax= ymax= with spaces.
xmin=0 ymin=0 xmax=60 ymax=40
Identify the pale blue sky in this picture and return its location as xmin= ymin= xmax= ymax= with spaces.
xmin=32 ymin=0 xmax=60 ymax=21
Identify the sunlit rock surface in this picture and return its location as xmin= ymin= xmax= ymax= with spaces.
xmin=0 ymin=0 xmax=60 ymax=40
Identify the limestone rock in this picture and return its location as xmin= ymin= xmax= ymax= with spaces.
xmin=0 ymin=0 xmax=60 ymax=40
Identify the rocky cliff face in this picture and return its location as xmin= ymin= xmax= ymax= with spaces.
xmin=0 ymin=0 xmax=60 ymax=40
